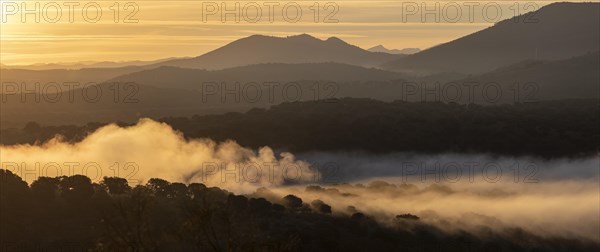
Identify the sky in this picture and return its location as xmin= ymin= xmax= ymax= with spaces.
xmin=0 ymin=0 xmax=594 ymax=65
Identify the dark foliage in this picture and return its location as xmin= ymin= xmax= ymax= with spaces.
xmin=1 ymin=170 xmax=598 ymax=251
xmin=2 ymin=99 xmax=598 ymax=158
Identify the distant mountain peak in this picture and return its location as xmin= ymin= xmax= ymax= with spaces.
xmin=247 ymin=34 xmax=268 ymax=38
xmin=370 ymin=45 xmax=387 ymax=50
xmin=287 ymin=33 xmax=320 ymax=41
xmin=154 ymin=33 xmax=402 ymax=70
xmin=325 ymin=36 xmax=348 ymax=44
xmin=369 ymin=45 xmax=421 ymax=55
xmin=242 ymin=34 xmax=275 ymax=41
xmin=383 ymin=2 xmax=599 ymax=74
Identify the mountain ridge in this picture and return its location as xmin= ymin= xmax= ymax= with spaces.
xmin=109 ymin=62 xmax=407 ymax=90
xmin=368 ymin=45 xmax=420 ymax=55
xmin=153 ymin=34 xmax=402 ymax=70
xmin=383 ymin=2 xmax=600 ymax=74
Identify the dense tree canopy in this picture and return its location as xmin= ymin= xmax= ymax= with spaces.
xmin=2 ymin=99 xmax=598 ymax=157
xmin=0 ymin=170 xmax=598 ymax=251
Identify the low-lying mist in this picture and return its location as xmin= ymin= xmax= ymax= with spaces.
xmin=0 ymin=118 xmax=317 ymax=193
xmin=1 ymin=119 xmax=597 ymax=242
xmin=288 ymin=152 xmax=600 ymax=241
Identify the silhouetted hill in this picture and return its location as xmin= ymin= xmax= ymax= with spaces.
xmin=2 ymin=52 xmax=597 ymax=128
xmin=450 ymin=51 xmax=600 ymax=102
xmin=0 ymin=83 xmax=230 ymax=128
xmin=383 ymin=2 xmax=600 ymax=74
xmin=110 ymin=63 xmax=406 ymax=90
xmin=155 ymin=34 xmax=401 ymax=70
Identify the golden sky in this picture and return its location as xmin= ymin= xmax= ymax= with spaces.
xmin=0 ymin=0 xmax=592 ymax=65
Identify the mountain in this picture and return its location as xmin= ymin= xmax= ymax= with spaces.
xmin=2 ymin=53 xmax=597 ymax=128
xmin=447 ymin=51 xmax=599 ymax=102
xmin=110 ymin=63 xmax=406 ymax=90
xmin=368 ymin=45 xmax=420 ymax=55
xmin=383 ymin=2 xmax=600 ymax=74
xmin=0 ymin=82 xmax=236 ymax=128
xmin=154 ymin=34 xmax=402 ymax=70
xmin=161 ymin=98 xmax=598 ymax=157
xmin=0 ymin=62 xmax=408 ymax=127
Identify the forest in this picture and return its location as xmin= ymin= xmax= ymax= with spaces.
xmin=1 ymin=169 xmax=598 ymax=252
xmin=2 ymin=98 xmax=598 ymax=158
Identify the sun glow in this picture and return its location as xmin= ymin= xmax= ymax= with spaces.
xmin=0 ymin=1 xmax=592 ymax=65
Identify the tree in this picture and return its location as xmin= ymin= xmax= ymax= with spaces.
xmin=396 ymin=213 xmax=420 ymax=220
xmin=147 ymin=178 xmax=171 ymax=198
xmin=101 ymin=177 xmax=131 ymax=195
xmin=0 ymin=169 xmax=33 ymax=243
xmin=311 ymin=200 xmax=332 ymax=214
xmin=283 ymin=194 xmax=303 ymax=209
xmin=30 ymin=177 xmax=60 ymax=202
xmin=227 ymin=194 xmax=248 ymax=212
xmin=59 ymin=175 xmax=94 ymax=204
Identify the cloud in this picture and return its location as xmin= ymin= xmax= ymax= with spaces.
xmin=0 ymin=118 xmax=597 ymax=241
xmin=266 ymin=179 xmax=599 ymax=241
xmin=0 ymin=118 xmax=317 ymax=193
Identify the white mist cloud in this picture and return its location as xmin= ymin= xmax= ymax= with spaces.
xmin=0 ymin=118 xmax=597 ymax=241
xmin=286 ymin=152 xmax=599 ymax=241
xmin=0 ymin=118 xmax=317 ymax=193
xmin=266 ymin=179 xmax=599 ymax=241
